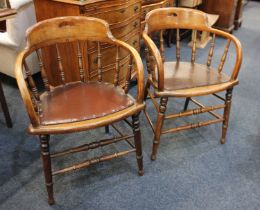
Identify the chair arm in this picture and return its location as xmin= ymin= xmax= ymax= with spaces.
xmin=142 ymin=32 xmax=164 ymax=91
xmin=15 ymin=50 xmax=39 ymax=126
xmin=115 ymin=40 xmax=144 ymax=104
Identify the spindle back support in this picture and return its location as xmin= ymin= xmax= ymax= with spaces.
xmin=143 ymin=8 xmax=242 ymax=92
xmin=16 ymin=16 xmax=144 ymax=126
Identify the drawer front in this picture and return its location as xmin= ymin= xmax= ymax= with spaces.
xmin=81 ymin=2 xmax=141 ymax=24
xmin=142 ymin=0 xmax=162 ymax=5
xmin=110 ymin=17 xmax=140 ymax=39
xmin=141 ymin=2 xmax=164 ymax=20
xmin=126 ymin=32 xmax=140 ymax=51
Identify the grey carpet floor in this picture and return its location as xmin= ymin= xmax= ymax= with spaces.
xmin=0 ymin=2 xmax=260 ymax=210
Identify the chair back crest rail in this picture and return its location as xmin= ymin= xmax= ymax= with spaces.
xmin=142 ymin=8 xmax=242 ymax=92
xmin=16 ymin=16 xmax=144 ymax=127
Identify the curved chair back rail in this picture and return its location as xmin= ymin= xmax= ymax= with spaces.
xmin=143 ymin=8 xmax=242 ymax=92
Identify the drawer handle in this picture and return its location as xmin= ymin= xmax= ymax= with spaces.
xmin=80 ymin=6 xmax=97 ymax=14
xmin=133 ymin=22 xmax=138 ymax=28
xmin=120 ymin=9 xmax=126 ymax=13
xmin=134 ymin=5 xmax=139 ymax=12
xmin=132 ymin=40 xmax=138 ymax=46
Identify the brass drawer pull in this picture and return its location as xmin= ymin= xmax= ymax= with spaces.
xmin=134 ymin=5 xmax=139 ymax=12
xmin=132 ymin=40 xmax=138 ymax=46
xmin=133 ymin=22 xmax=138 ymax=28
xmin=120 ymin=9 xmax=126 ymax=13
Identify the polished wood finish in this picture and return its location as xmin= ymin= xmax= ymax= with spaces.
xmin=33 ymin=0 xmax=142 ymax=86
xmin=142 ymin=8 xmax=242 ymax=160
xmin=141 ymin=0 xmax=174 ymax=30
xmin=16 ymin=16 xmax=145 ymax=204
xmin=201 ymin=0 xmax=238 ymax=33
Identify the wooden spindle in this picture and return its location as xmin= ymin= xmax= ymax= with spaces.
xmin=84 ymin=41 xmax=90 ymax=81
xmin=36 ymin=49 xmax=50 ymax=91
xmin=55 ymin=44 xmax=65 ymax=84
xmin=114 ymin=46 xmax=120 ymax=86
xmin=124 ymin=55 xmax=133 ymax=94
xmin=145 ymin=47 xmax=151 ymax=74
xmin=176 ymin=28 xmax=181 ymax=62
xmin=24 ymin=61 xmax=39 ymax=101
xmin=160 ymin=30 xmax=165 ymax=63
xmin=77 ymin=41 xmax=85 ymax=82
xmin=218 ymin=39 xmax=231 ymax=72
xmin=97 ymin=41 xmax=102 ymax=82
xmin=191 ymin=30 xmax=197 ymax=63
xmin=207 ymin=33 xmax=216 ymax=67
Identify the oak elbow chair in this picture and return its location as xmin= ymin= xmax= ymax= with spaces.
xmin=142 ymin=8 xmax=242 ymax=160
xmin=15 ymin=16 xmax=145 ymax=204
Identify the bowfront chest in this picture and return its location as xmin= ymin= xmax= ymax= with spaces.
xmin=141 ymin=0 xmax=174 ymax=29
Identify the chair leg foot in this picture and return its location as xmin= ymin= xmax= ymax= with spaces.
xmin=138 ymin=169 xmax=144 ymax=176
xmin=220 ymin=88 xmax=233 ymax=145
xmin=39 ymin=134 xmax=54 ymax=205
xmin=220 ymin=138 xmax=226 ymax=144
xmin=132 ymin=113 xmax=144 ymax=176
xmin=48 ymin=198 xmax=55 ymax=205
xmin=151 ymin=97 xmax=168 ymax=161
xmin=151 ymin=154 xmax=157 ymax=161
xmin=105 ymin=125 xmax=109 ymax=134
xmin=183 ymin=97 xmax=191 ymax=111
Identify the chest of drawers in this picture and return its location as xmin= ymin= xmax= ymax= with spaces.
xmin=33 ymin=0 xmax=142 ymax=86
xmin=141 ymin=0 xmax=174 ymax=30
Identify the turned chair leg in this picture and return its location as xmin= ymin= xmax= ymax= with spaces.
xmin=105 ymin=125 xmax=109 ymax=134
xmin=151 ymin=97 xmax=168 ymax=161
xmin=39 ymin=134 xmax=54 ymax=205
xmin=221 ymin=88 xmax=233 ymax=144
xmin=144 ymin=81 xmax=151 ymax=101
xmin=132 ymin=113 xmax=144 ymax=176
xmin=183 ymin=97 xmax=191 ymax=111
xmin=0 ymin=80 xmax=12 ymax=128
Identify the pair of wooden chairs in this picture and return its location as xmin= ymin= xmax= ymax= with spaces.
xmin=15 ymin=8 xmax=242 ymax=204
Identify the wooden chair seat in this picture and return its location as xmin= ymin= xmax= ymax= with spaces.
xmin=40 ymin=82 xmax=134 ymax=125
xmin=152 ymin=62 xmax=238 ymax=97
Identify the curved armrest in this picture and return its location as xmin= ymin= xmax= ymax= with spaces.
xmin=115 ymin=40 xmax=144 ymax=104
xmin=15 ymin=50 xmax=39 ymax=126
xmin=142 ymin=32 xmax=164 ymax=91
